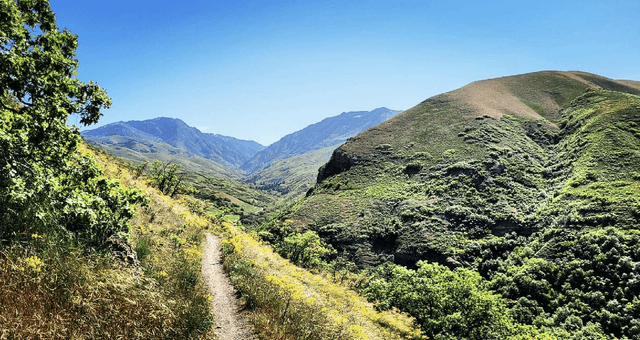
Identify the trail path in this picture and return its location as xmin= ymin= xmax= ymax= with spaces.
xmin=202 ymin=233 xmax=255 ymax=340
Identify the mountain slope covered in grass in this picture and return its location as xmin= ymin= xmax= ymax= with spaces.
xmin=242 ymin=107 xmax=401 ymax=197
xmin=256 ymin=71 xmax=640 ymax=339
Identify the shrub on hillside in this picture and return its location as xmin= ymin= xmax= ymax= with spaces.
xmin=0 ymin=0 xmax=145 ymax=246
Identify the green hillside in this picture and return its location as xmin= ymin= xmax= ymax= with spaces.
xmin=255 ymin=71 xmax=640 ymax=339
xmin=245 ymin=145 xmax=336 ymax=198
xmin=292 ymin=71 xmax=640 ymax=263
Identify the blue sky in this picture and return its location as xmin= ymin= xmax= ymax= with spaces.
xmin=51 ymin=0 xmax=640 ymax=145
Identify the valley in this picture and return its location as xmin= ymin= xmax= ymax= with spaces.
xmin=84 ymin=70 xmax=640 ymax=339
xmin=82 ymin=107 xmax=401 ymax=208
xmin=4 ymin=1 xmax=640 ymax=339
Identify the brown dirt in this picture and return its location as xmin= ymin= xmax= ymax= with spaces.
xmin=449 ymin=79 xmax=544 ymax=120
xmin=202 ymin=233 xmax=255 ymax=340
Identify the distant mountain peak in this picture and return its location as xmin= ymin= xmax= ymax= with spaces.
xmin=82 ymin=117 xmax=264 ymax=168
xmin=241 ymin=107 xmax=401 ymax=174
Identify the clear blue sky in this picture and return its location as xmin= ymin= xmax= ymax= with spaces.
xmin=51 ymin=0 xmax=640 ymax=145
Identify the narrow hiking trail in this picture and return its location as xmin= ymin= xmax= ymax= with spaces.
xmin=202 ymin=233 xmax=255 ymax=340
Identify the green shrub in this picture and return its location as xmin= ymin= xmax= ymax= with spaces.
xmin=278 ymin=230 xmax=335 ymax=269
xmin=135 ymin=236 xmax=151 ymax=261
xmin=362 ymin=261 xmax=514 ymax=340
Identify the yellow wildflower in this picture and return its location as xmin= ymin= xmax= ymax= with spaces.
xmin=183 ymin=245 xmax=202 ymax=261
xmin=25 ymin=256 xmax=43 ymax=272
xmin=156 ymin=270 xmax=169 ymax=282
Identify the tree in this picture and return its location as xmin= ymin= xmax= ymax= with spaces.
xmin=363 ymin=262 xmax=513 ymax=340
xmin=147 ymin=160 xmax=194 ymax=197
xmin=0 ymin=0 xmax=144 ymax=246
xmin=278 ymin=230 xmax=334 ymax=269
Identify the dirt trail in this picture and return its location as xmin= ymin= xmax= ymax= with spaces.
xmin=202 ymin=233 xmax=255 ymax=340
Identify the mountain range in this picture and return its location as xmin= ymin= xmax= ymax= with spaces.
xmin=82 ymin=117 xmax=264 ymax=172
xmin=82 ymin=107 xmax=400 ymax=196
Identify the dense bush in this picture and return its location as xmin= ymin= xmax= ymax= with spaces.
xmin=1 ymin=0 xmax=144 ymax=246
xmin=362 ymin=261 xmax=513 ymax=340
xmin=483 ymin=227 xmax=640 ymax=339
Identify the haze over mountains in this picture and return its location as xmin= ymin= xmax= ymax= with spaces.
xmin=82 ymin=107 xmax=401 ymax=194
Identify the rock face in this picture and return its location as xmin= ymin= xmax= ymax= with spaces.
xmin=317 ymin=148 xmax=357 ymax=183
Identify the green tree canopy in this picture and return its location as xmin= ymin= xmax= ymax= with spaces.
xmin=1 ymin=0 xmax=144 ymax=246
xmin=363 ymin=261 xmax=513 ymax=340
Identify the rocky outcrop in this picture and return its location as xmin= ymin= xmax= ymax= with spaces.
xmin=101 ymin=236 xmax=141 ymax=271
xmin=316 ymin=148 xmax=356 ymax=183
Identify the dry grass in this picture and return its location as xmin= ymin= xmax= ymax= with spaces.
xmin=0 ymin=144 xmax=217 ymax=339
xmin=0 ymin=242 xmax=170 ymax=339
xmin=220 ymin=223 xmax=426 ymax=340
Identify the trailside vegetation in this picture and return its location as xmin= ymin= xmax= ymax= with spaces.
xmin=146 ymin=159 xmax=195 ymax=197
xmin=0 ymin=0 xmax=131 ymax=246
xmin=0 ymin=1 xmax=214 ymax=337
xmin=252 ymin=76 xmax=640 ymax=340
xmin=219 ymin=222 xmax=427 ymax=340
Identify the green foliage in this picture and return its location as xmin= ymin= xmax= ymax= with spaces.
xmin=0 ymin=0 xmax=149 ymax=247
xmin=135 ymin=236 xmax=151 ymax=261
xmin=363 ymin=261 xmax=514 ymax=340
xmin=476 ymin=227 xmax=640 ymax=339
xmin=541 ymin=90 xmax=640 ymax=229
xmin=279 ymin=230 xmax=335 ymax=269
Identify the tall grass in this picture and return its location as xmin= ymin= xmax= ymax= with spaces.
xmin=219 ymin=222 xmax=426 ymax=340
xmin=0 ymin=237 xmax=170 ymax=339
xmin=0 ymin=144 xmax=216 ymax=339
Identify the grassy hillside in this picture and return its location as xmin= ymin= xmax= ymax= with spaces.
xmin=1 ymin=139 xmax=434 ymax=339
xmin=297 ymin=71 xmax=640 ymax=264
xmin=1 ymin=144 xmax=217 ymax=339
xmin=83 ymin=117 xmax=265 ymax=169
xmin=255 ymin=71 xmax=640 ymax=339
xmin=85 ymin=135 xmax=243 ymax=178
xmin=244 ymin=146 xmax=336 ymax=198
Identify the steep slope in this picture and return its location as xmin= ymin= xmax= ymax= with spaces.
xmin=273 ymin=71 xmax=640 ymax=266
xmin=242 ymin=108 xmax=400 ymax=174
xmin=258 ymin=71 xmax=640 ymax=339
xmin=243 ymin=107 xmax=401 ymax=197
xmin=244 ymin=146 xmax=336 ymax=198
xmin=83 ymin=117 xmax=264 ymax=170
